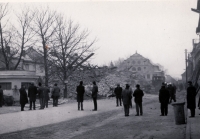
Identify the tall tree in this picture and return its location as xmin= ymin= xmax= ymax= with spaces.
xmin=0 ymin=3 xmax=35 ymax=70
xmin=31 ymin=7 xmax=58 ymax=86
xmin=49 ymin=15 xmax=96 ymax=98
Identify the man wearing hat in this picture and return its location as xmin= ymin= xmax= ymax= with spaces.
xmin=133 ymin=84 xmax=144 ymax=116
xmin=187 ymin=81 xmax=197 ymax=118
xmin=159 ymin=82 xmax=170 ymax=116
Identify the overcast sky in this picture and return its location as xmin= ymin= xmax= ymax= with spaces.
xmin=5 ymin=0 xmax=199 ymax=78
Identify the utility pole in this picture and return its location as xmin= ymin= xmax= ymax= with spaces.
xmin=185 ymin=49 xmax=188 ymax=84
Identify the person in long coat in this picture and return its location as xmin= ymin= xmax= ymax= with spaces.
xmin=76 ymin=81 xmax=85 ymax=110
xmin=43 ymin=85 xmax=50 ymax=108
xmin=121 ymin=84 xmax=132 ymax=116
xmin=28 ymin=83 xmax=37 ymax=110
xmin=38 ymin=82 xmax=45 ymax=109
xmin=51 ymin=83 xmax=60 ymax=107
xmin=19 ymin=85 xmax=28 ymax=111
xmin=114 ymin=84 xmax=122 ymax=107
xmin=92 ymin=81 xmax=98 ymax=111
xmin=159 ymin=83 xmax=170 ymax=116
xmin=133 ymin=84 xmax=144 ymax=116
xmin=168 ymin=84 xmax=176 ymax=103
xmin=187 ymin=81 xmax=197 ymax=118
xmin=0 ymin=85 xmax=3 ymax=107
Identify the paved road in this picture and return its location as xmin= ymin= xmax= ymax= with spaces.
xmin=0 ymin=94 xmax=186 ymax=139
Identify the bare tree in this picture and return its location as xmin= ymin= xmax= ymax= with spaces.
xmin=49 ymin=15 xmax=96 ymax=98
xmin=0 ymin=3 xmax=35 ymax=70
xmin=13 ymin=7 xmax=35 ymax=70
xmin=31 ymin=7 xmax=58 ymax=86
xmin=0 ymin=3 xmax=13 ymax=70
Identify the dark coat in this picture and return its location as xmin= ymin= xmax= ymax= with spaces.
xmin=187 ymin=86 xmax=196 ymax=109
xmin=76 ymin=85 xmax=85 ymax=102
xmin=38 ymin=86 xmax=45 ymax=98
xmin=133 ymin=88 xmax=144 ymax=103
xmin=167 ymin=86 xmax=175 ymax=97
xmin=52 ymin=86 xmax=60 ymax=97
xmin=122 ymin=88 xmax=132 ymax=105
xmin=43 ymin=87 xmax=50 ymax=101
xmin=159 ymin=86 xmax=170 ymax=104
xmin=28 ymin=85 xmax=37 ymax=101
xmin=0 ymin=88 xmax=3 ymax=101
xmin=114 ymin=87 xmax=122 ymax=97
xmin=19 ymin=88 xmax=28 ymax=104
xmin=92 ymin=85 xmax=98 ymax=98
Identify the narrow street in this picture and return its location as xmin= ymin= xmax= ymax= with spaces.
xmin=0 ymin=92 xmax=186 ymax=139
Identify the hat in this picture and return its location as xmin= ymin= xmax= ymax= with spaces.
xmin=136 ymin=84 xmax=140 ymax=88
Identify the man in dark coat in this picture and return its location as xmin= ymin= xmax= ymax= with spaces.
xmin=133 ymin=84 xmax=144 ymax=116
xmin=52 ymin=83 xmax=60 ymax=107
xmin=76 ymin=81 xmax=85 ymax=110
xmin=44 ymin=85 xmax=50 ymax=108
xmin=38 ymin=82 xmax=45 ymax=109
xmin=114 ymin=84 xmax=122 ymax=107
xmin=28 ymin=83 xmax=37 ymax=110
xmin=19 ymin=85 xmax=28 ymax=111
xmin=159 ymin=83 xmax=170 ymax=116
xmin=121 ymin=84 xmax=132 ymax=116
xmin=0 ymin=85 xmax=3 ymax=107
xmin=168 ymin=84 xmax=176 ymax=103
xmin=187 ymin=81 xmax=197 ymax=118
xmin=92 ymin=81 xmax=98 ymax=111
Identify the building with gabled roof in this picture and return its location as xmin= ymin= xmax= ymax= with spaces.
xmin=0 ymin=47 xmax=45 ymax=101
xmin=118 ymin=51 xmax=165 ymax=82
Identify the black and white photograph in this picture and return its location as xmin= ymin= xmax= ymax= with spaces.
xmin=0 ymin=0 xmax=199 ymax=138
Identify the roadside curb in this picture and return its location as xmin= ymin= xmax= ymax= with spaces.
xmin=185 ymin=116 xmax=191 ymax=139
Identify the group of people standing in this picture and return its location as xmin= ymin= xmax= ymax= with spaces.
xmin=19 ymin=83 xmax=60 ymax=111
xmin=114 ymin=84 xmax=144 ymax=117
xmin=158 ymin=82 xmax=177 ymax=116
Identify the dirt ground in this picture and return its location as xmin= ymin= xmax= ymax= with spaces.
xmin=0 ymin=91 xmax=186 ymax=139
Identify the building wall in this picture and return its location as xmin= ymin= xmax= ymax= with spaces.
xmin=119 ymin=53 xmax=164 ymax=81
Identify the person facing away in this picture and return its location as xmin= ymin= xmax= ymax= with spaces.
xmin=92 ymin=81 xmax=98 ymax=111
xmin=43 ymin=85 xmax=50 ymax=108
xmin=114 ymin=84 xmax=122 ymax=107
xmin=76 ymin=81 xmax=85 ymax=111
xmin=19 ymin=85 xmax=28 ymax=111
xmin=51 ymin=83 xmax=60 ymax=107
xmin=38 ymin=82 xmax=45 ymax=109
xmin=159 ymin=82 xmax=170 ymax=116
xmin=0 ymin=85 xmax=3 ymax=107
xmin=133 ymin=84 xmax=144 ymax=116
xmin=167 ymin=84 xmax=176 ymax=103
xmin=28 ymin=83 xmax=38 ymax=110
xmin=187 ymin=81 xmax=197 ymax=118
xmin=121 ymin=84 xmax=132 ymax=116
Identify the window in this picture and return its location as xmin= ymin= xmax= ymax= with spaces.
xmin=21 ymin=82 xmax=32 ymax=89
xmin=144 ymin=67 xmax=146 ymax=69
xmin=147 ymin=74 xmax=150 ymax=79
xmin=24 ymin=64 xmax=29 ymax=70
xmin=138 ymin=67 xmax=141 ymax=71
xmin=0 ymin=82 xmax=12 ymax=90
xmin=132 ymin=67 xmax=136 ymax=71
xmin=138 ymin=61 xmax=141 ymax=64
xmin=132 ymin=61 xmax=135 ymax=64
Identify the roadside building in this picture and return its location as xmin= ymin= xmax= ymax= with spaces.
xmin=0 ymin=47 xmax=45 ymax=101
